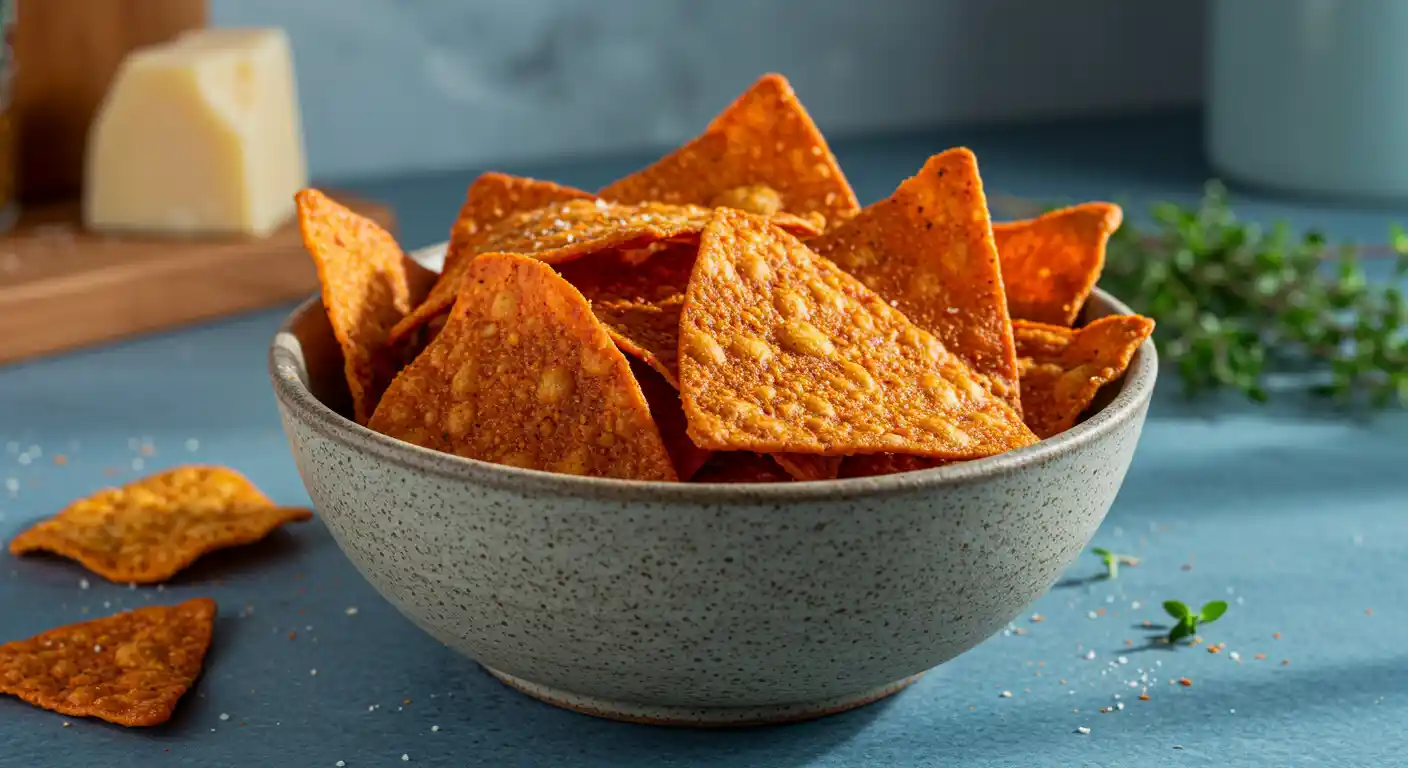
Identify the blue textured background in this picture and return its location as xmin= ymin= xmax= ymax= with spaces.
xmin=1 ymin=114 xmax=1405 ymax=766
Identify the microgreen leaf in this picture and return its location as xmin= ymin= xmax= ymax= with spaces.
xmin=1168 ymin=621 xmax=1195 ymax=643
xmin=1091 ymin=547 xmax=1112 ymax=558
xmin=1199 ymin=601 xmax=1229 ymax=623
xmin=1163 ymin=600 xmax=1190 ymax=620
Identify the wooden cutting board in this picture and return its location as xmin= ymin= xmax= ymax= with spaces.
xmin=0 ymin=192 xmax=394 ymax=364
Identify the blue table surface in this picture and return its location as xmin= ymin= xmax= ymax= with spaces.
xmin=1 ymin=110 xmax=1405 ymax=767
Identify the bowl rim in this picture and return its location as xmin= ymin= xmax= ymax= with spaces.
xmin=269 ymin=242 xmax=1158 ymax=503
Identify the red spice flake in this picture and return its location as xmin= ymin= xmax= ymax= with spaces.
xmin=1096 ymin=608 xmax=1107 ymax=616
xmin=1365 ymin=609 xmax=1373 ymax=616
xmin=1273 ymin=632 xmax=1282 ymax=639
xmin=1281 ymin=659 xmax=1290 ymax=666
xmin=1100 ymin=707 xmax=1113 ymax=713
xmin=1254 ymin=653 xmax=1267 ymax=660
xmin=287 ymin=632 xmax=296 ymax=641
xmin=1124 ymin=639 xmax=1134 ymax=646
xmin=1013 ymin=628 xmax=1028 ymax=636
xmin=1030 ymin=614 xmax=1044 ymax=623
xmin=1059 ymin=680 xmax=1068 ymax=685
xmin=1178 ymin=678 xmax=1192 ymax=687
xmin=102 ymin=467 xmax=120 ymax=477
xmin=1138 ymin=694 xmax=1151 ymax=701
xmin=402 ymin=699 xmax=411 ymax=705
xmin=1142 ymin=620 xmax=1152 ymax=627
xmin=53 ymin=454 xmax=68 ymax=466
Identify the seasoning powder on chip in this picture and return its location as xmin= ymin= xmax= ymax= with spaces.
xmin=369 ymin=253 xmax=678 ymax=481
xmin=679 ymin=208 xmax=1037 ymax=459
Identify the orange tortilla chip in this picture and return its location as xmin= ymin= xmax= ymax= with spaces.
xmin=558 ymin=244 xmax=697 ymax=385
xmin=9 ymin=467 xmax=313 ymax=584
xmin=0 ymin=598 xmax=215 ymax=727
xmin=297 ymin=188 xmax=416 ymax=424
xmin=679 ymin=209 xmax=1038 ymax=459
xmin=390 ymin=174 xmax=595 ymax=347
xmin=812 ymin=149 xmax=1021 ymax=411
xmin=994 ymin=202 xmax=1124 ymax=327
xmin=369 ymin=253 xmax=677 ymax=481
xmin=1014 ymin=315 xmax=1154 ymax=438
xmin=838 ymin=454 xmax=946 ymax=478
xmin=600 ymin=73 xmax=860 ymax=228
xmin=631 ymin=359 xmax=712 ymax=480
xmin=692 ymin=453 xmax=793 ymax=484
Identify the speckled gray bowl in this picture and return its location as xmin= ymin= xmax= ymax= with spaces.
xmin=269 ymin=243 xmax=1157 ymax=726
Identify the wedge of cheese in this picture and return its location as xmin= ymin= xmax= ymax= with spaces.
xmin=84 ymin=28 xmax=308 ymax=238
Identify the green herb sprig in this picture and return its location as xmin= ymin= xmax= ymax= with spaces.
xmin=1097 ymin=182 xmax=1408 ymax=406
xmin=1089 ymin=547 xmax=1139 ymax=580
xmin=1162 ymin=599 xmax=1228 ymax=643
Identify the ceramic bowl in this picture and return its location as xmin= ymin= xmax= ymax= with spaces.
xmin=269 ymin=243 xmax=1157 ymax=726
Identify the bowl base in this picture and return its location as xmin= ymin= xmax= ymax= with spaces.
xmin=483 ymin=666 xmax=924 ymax=727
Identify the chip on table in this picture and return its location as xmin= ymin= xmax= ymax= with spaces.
xmin=1013 ymin=315 xmax=1155 ymax=438
xmin=0 ymin=597 xmax=216 ymax=726
xmin=9 ymin=466 xmax=313 ymax=584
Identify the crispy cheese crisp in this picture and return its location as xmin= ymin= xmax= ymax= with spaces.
xmin=390 ymin=174 xmax=595 ymax=347
xmin=679 ymin=209 xmax=1038 ymax=459
xmin=1014 ymin=315 xmax=1154 ymax=438
xmin=599 ymin=74 xmax=860 ymax=228
xmin=692 ymin=453 xmax=794 ymax=484
xmin=630 ymin=360 xmax=712 ymax=480
xmin=994 ymin=202 xmax=1124 ymax=327
xmin=369 ymin=253 xmax=677 ymax=481
xmin=0 ymin=598 xmax=215 ymax=727
xmin=838 ymin=454 xmax=946 ymax=478
xmin=297 ymin=189 xmax=416 ymax=424
xmin=558 ymin=244 xmax=697 ymax=385
xmin=812 ymin=149 xmax=1021 ymax=412
xmin=9 ymin=467 xmax=313 ymax=584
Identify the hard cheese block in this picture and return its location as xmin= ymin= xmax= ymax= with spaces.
xmin=83 ymin=28 xmax=308 ymax=237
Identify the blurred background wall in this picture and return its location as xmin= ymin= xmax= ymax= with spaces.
xmin=210 ymin=0 xmax=1207 ymax=181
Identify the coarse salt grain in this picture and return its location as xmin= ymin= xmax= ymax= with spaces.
xmin=1000 ymin=690 xmax=1012 ymax=698
xmin=131 ymin=458 xmax=144 ymax=471
xmin=1118 ymin=656 xmax=1129 ymax=665
xmin=78 ymin=579 xmax=89 ymax=590
xmin=185 ymin=439 xmax=200 ymax=452
xmin=310 ymin=669 xmax=318 ymax=676
xmin=219 ymin=713 xmax=230 ymax=721
xmin=431 ymin=725 xmax=439 ymax=732
xmin=336 ymin=762 xmax=345 ymax=767
xmin=401 ymin=755 xmax=409 ymax=762
xmin=345 ymin=607 xmax=359 ymax=616
xmin=93 ymin=644 xmax=102 ymax=653
xmin=1076 ymin=726 xmax=1090 ymax=735
xmin=1087 ymin=611 xmax=1098 ymax=619
xmin=1084 ymin=650 xmax=1096 ymax=660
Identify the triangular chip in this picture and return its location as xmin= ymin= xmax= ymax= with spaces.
xmin=390 ymin=174 xmax=596 ymax=347
xmin=630 ymin=359 xmax=712 ymax=481
xmin=811 ymin=148 xmax=1021 ymax=411
xmin=692 ymin=453 xmax=794 ymax=484
xmin=600 ymin=73 xmax=859 ymax=229
xmin=369 ymin=253 xmax=677 ymax=481
xmin=9 ymin=467 xmax=313 ymax=584
xmin=0 ymin=598 xmax=215 ymax=726
xmin=560 ymin=247 xmax=839 ymax=480
xmin=297 ymin=188 xmax=417 ymax=424
xmin=679 ymin=208 xmax=1037 ymax=459
xmin=557 ymin=244 xmax=697 ymax=385
xmin=1014 ymin=315 xmax=1154 ymax=438
xmin=994 ymin=202 xmax=1124 ymax=327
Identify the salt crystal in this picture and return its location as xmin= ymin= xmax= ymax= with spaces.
xmin=1076 ymin=726 xmax=1091 ymax=735
xmin=1000 ymin=690 xmax=1013 ymax=698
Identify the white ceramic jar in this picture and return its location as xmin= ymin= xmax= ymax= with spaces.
xmin=1207 ymin=0 xmax=1408 ymax=200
